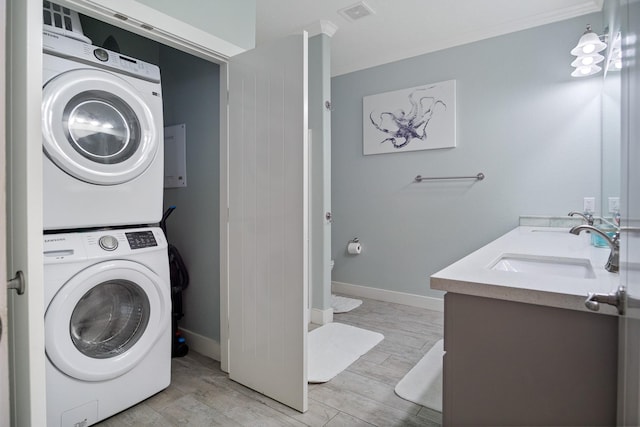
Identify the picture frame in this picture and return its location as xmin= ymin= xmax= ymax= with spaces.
xmin=363 ymin=80 xmax=456 ymax=155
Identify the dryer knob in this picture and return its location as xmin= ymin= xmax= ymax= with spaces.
xmin=93 ymin=48 xmax=109 ymax=62
xmin=98 ymin=235 xmax=118 ymax=251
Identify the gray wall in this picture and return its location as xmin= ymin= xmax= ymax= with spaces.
xmin=161 ymin=46 xmax=221 ymax=341
xmin=331 ymin=13 xmax=604 ymax=298
xmin=309 ymin=34 xmax=332 ymax=311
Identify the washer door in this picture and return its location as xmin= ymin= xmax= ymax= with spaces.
xmin=42 ymin=68 xmax=159 ymax=185
xmin=45 ymin=260 xmax=169 ymax=382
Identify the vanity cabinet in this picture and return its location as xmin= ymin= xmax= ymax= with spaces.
xmin=443 ymin=292 xmax=617 ymax=426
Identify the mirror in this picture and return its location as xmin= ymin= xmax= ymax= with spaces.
xmin=601 ymin=30 xmax=621 ymax=218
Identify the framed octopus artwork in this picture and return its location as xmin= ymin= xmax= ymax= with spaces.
xmin=362 ymin=80 xmax=456 ymax=155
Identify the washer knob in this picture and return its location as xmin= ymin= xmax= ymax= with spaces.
xmin=98 ymin=235 xmax=118 ymax=251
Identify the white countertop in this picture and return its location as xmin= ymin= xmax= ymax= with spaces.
xmin=430 ymin=226 xmax=621 ymax=315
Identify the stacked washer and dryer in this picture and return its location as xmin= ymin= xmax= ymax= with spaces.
xmin=42 ymin=5 xmax=171 ymax=426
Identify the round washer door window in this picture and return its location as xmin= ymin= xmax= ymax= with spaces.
xmin=70 ymin=279 xmax=150 ymax=359
xmin=42 ymin=69 xmax=159 ymax=185
xmin=45 ymin=260 xmax=169 ymax=382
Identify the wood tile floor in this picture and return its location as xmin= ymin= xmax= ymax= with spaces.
xmin=96 ymin=296 xmax=444 ymax=426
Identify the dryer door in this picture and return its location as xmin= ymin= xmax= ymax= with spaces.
xmin=45 ymin=260 xmax=169 ymax=382
xmin=42 ymin=68 xmax=159 ymax=185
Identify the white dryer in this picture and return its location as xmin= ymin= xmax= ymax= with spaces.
xmin=44 ymin=227 xmax=171 ymax=427
xmin=42 ymin=30 xmax=164 ymax=230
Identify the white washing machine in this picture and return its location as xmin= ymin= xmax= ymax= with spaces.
xmin=42 ymin=30 xmax=164 ymax=230
xmin=44 ymin=227 xmax=171 ymax=427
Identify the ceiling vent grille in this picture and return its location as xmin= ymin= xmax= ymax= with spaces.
xmin=338 ymin=1 xmax=375 ymax=22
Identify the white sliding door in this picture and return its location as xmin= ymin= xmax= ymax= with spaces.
xmin=226 ymin=33 xmax=309 ymax=412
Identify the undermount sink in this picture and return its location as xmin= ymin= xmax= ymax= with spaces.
xmin=490 ymin=254 xmax=596 ymax=279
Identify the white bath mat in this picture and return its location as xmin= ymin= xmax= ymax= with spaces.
xmin=394 ymin=339 xmax=444 ymax=412
xmin=331 ymin=294 xmax=363 ymax=313
xmin=308 ymin=322 xmax=383 ymax=383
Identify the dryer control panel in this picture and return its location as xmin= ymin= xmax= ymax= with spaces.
xmin=42 ymin=29 xmax=161 ymax=83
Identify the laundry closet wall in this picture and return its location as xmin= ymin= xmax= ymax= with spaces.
xmin=81 ymin=18 xmax=223 ymax=354
xmin=160 ymin=46 xmax=221 ymax=349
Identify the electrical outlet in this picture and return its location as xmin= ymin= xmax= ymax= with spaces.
xmin=583 ymin=197 xmax=595 ymax=214
xmin=608 ymin=197 xmax=620 ymax=213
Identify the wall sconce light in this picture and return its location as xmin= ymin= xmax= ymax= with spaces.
xmin=571 ymin=24 xmax=607 ymax=77
xmin=608 ymin=32 xmax=622 ymax=71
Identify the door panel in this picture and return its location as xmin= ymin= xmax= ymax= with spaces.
xmin=618 ymin=0 xmax=640 ymax=424
xmin=7 ymin=0 xmax=46 ymax=425
xmin=227 ymin=33 xmax=308 ymax=412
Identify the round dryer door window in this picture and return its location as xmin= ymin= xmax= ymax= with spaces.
xmin=65 ymin=91 xmax=141 ymax=165
xmin=42 ymin=69 xmax=160 ymax=185
xmin=45 ymin=260 xmax=170 ymax=382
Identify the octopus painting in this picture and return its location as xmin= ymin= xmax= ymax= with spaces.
xmin=368 ymin=87 xmax=447 ymax=149
xmin=363 ymin=80 xmax=455 ymax=155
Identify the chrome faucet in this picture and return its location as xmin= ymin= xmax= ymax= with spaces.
xmin=569 ymin=225 xmax=620 ymax=273
xmin=568 ymin=211 xmax=594 ymax=226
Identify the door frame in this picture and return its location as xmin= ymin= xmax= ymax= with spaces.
xmin=219 ymin=62 xmax=230 ymax=371
xmin=617 ymin=0 xmax=640 ymax=423
xmin=0 ymin=0 xmax=8 ymax=424
xmin=35 ymin=0 xmax=236 ymax=392
xmin=7 ymin=0 xmax=47 ymax=425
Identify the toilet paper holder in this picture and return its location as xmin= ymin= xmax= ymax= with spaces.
xmin=347 ymin=237 xmax=362 ymax=255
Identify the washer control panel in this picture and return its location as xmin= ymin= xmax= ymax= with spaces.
xmin=125 ymin=231 xmax=158 ymax=249
xmin=98 ymin=235 xmax=118 ymax=251
xmin=43 ymin=227 xmax=166 ymax=264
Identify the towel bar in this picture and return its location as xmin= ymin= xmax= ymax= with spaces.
xmin=414 ymin=173 xmax=485 ymax=182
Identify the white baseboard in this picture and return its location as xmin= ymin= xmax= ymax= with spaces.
xmin=310 ymin=307 xmax=333 ymax=325
xmin=178 ymin=327 xmax=221 ymax=362
xmin=180 ymin=286 xmax=439 ymax=362
xmin=331 ymin=281 xmax=444 ymax=312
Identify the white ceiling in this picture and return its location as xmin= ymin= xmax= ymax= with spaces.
xmin=256 ymin=0 xmax=604 ymax=76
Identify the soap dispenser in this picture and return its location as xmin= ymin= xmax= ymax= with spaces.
xmin=591 ymin=212 xmax=619 ymax=248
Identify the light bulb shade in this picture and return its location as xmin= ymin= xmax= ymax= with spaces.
xmin=571 ymin=30 xmax=607 ymax=56
xmin=571 ymin=63 xmax=602 ymax=77
xmin=570 ymin=53 xmax=604 ymax=67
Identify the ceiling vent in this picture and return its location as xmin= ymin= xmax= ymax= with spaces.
xmin=338 ymin=1 xmax=375 ymax=22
